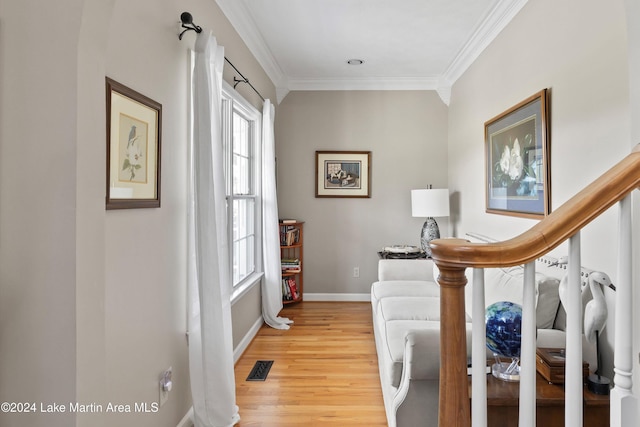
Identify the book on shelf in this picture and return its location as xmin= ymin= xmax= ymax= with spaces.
xmin=289 ymin=278 xmax=299 ymax=300
xmin=279 ymin=219 xmax=297 ymax=224
xmin=281 ymin=258 xmax=301 ymax=272
xmin=280 ymin=227 xmax=300 ymax=246
xmin=282 ymin=277 xmax=300 ymax=301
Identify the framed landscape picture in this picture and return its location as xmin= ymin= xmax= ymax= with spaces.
xmin=485 ymin=89 xmax=550 ymax=218
xmin=106 ymin=77 xmax=162 ymax=209
xmin=315 ymin=151 xmax=371 ymax=198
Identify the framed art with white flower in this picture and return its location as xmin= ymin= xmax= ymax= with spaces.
xmin=106 ymin=78 xmax=161 ymax=209
xmin=485 ymin=89 xmax=550 ymax=218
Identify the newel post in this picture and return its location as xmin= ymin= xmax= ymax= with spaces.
xmin=436 ymin=263 xmax=470 ymax=427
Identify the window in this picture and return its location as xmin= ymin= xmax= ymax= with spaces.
xmin=221 ymin=84 xmax=262 ymax=290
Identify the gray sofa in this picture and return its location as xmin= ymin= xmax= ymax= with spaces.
xmin=371 ymin=257 xmax=598 ymax=427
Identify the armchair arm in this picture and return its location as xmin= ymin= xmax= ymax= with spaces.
xmin=400 ymin=325 xmax=473 ymax=382
xmin=391 ymin=325 xmax=473 ymax=427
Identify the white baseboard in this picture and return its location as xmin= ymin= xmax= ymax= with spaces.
xmin=303 ymin=293 xmax=370 ymax=302
xmin=234 ymin=315 xmax=264 ymax=363
xmin=177 ymin=407 xmax=193 ymax=427
xmin=176 ymin=317 xmax=263 ymax=427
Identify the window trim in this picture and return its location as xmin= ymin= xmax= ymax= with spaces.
xmin=221 ymin=81 xmax=263 ymax=297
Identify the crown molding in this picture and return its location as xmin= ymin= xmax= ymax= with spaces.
xmin=287 ymin=76 xmax=440 ymax=91
xmin=276 ymin=87 xmax=290 ymax=104
xmin=285 ymin=76 xmax=448 ymax=105
xmin=442 ymin=0 xmax=528 ymax=85
xmin=215 ymin=0 xmax=288 ymax=90
xmin=436 ymin=84 xmax=451 ymax=106
xmin=217 ymin=0 xmax=527 ymax=104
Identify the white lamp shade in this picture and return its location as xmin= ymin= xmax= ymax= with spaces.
xmin=411 ymin=189 xmax=450 ymax=218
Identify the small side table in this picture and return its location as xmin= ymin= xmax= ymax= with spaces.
xmin=470 ymin=371 xmax=609 ymax=426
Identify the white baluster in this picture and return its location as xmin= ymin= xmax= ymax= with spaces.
xmin=565 ymin=232 xmax=584 ymax=426
xmin=471 ymin=268 xmax=487 ymax=427
xmin=611 ymin=194 xmax=637 ymax=426
xmin=518 ymin=261 xmax=537 ymax=427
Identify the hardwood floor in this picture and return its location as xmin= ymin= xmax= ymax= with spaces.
xmin=234 ymin=301 xmax=387 ymax=426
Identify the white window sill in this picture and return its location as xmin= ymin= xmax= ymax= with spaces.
xmin=231 ymin=272 xmax=264 ymax=306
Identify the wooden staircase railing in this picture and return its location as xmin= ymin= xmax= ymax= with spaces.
xmin=430 ymin=145 xmax=640 ymax=427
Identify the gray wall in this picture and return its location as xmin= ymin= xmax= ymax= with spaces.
xmin=447 ymin=0 xmax=629 ymax=380
xmin=0 ymin=0 xmax=272 ymax=426
xmin=275 ymin=91 xmax=448 ymax=297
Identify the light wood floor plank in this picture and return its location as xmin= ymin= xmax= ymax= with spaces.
xmin=234 ymin=301 xmax=387 ymax=426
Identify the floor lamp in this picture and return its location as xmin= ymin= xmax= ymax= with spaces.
xmin=411 ymin=187 xmax=450 ymax=257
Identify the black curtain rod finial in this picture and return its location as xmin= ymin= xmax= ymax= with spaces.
xmin=180 ymin=12 xmax=195 ymax=25
xmin=179 ymin=11 xmax=202 ymax=40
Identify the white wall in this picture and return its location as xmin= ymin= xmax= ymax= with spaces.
xmin=275 ymin=90 xmax=448 ymax=297
xmin=448 ymin=0 xmax=629 ymax=381
xmin=0 ymin=1 xmax=274 ymax=426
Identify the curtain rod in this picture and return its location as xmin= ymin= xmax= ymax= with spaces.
xmin=179 ymin=12 xmax=266 ymax=103
xmin=224 ymin=58 xmax=266 ymax=102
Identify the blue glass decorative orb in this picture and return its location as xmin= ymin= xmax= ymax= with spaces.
xmin=485 ymin=301 xmax=522 ymax=358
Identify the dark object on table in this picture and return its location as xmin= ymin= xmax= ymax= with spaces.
xmin=378 ymin=244 xmax=428 ymax=259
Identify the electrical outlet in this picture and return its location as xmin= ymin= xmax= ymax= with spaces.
xmin=159 ymin=367 xmax=172 ymax=406
xmin=353 ymin=267 xmax=360 ymax=278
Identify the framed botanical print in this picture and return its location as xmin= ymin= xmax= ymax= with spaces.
xmin=106 ymin=77 xmax=162 ymax=209
xmin=485 ymin=89 xmax=550 ymax=218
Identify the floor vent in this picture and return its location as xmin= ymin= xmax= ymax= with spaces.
xmin=246 ymin=360 xmax=274 ymax=381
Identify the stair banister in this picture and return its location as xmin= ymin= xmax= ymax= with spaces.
xmin=611 ymin=194 xmax=636 ymax=425
xmin=519 ymin=261 xmax=537 ymax=427
xmin=470 ymin=268 xmax=487 ymax=427
xmin=430 ymin=145 xmax=640 ymax=427
xmin=565 ymin=233 xmax=583 ymax=425
xmin=436 ymin=264 xmax=471 ymax=426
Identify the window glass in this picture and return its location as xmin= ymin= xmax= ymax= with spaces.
xmin=222 ymin=87 xmax=261 ymax=289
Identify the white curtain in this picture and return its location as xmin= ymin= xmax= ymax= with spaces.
xmin=188 ymin=31 xmax=240 ymax=427
xmin=261 ymin=99 xmax=293 ymax=329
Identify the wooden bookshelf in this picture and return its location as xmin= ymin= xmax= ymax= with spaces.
xmin=280 ymin=221 xmax=303 ymax=304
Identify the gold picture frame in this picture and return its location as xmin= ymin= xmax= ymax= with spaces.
xmin=106 ymin=78 xmax=162 ymax=209
xmin=485 ymin=89 xmax=550 ymax=218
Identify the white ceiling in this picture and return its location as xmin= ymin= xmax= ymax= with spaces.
xmin=215 ymin=0 xmax=528 ymax=104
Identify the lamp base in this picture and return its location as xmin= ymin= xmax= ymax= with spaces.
xmin=420 ymin=217 xmax=440 ymax=257
xmin=587 ymin=374 xmax=611 ymax=395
